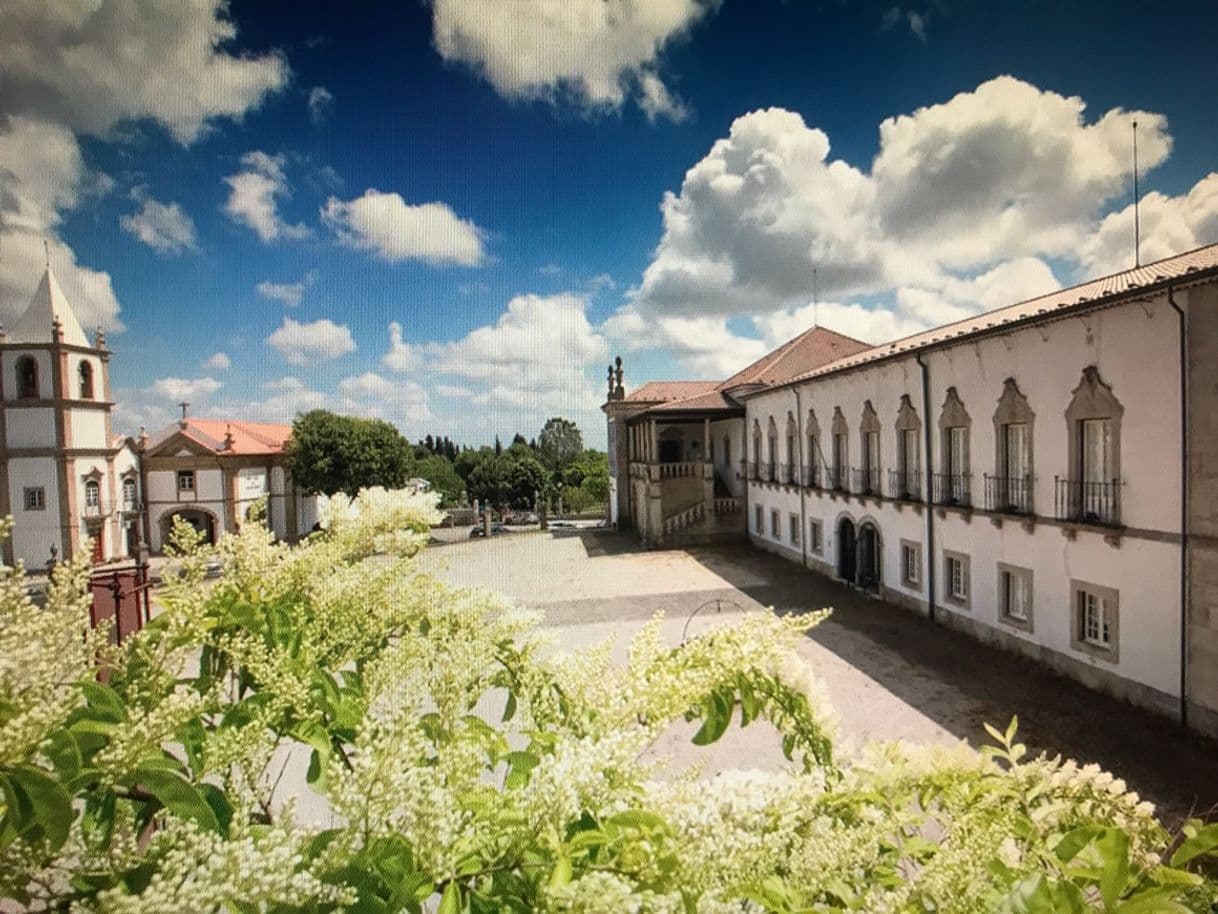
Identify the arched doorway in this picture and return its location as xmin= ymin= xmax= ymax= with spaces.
xmin=857 ymin=521 xmax=881 ymax=590
xmin=160 ymin=509 xmax=216 ymax=547
xmin=837 ymin=517 xmax=856 ymax=582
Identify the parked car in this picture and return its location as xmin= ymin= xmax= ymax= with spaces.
xmin=469 ymin=523 xmax=511 ymax=538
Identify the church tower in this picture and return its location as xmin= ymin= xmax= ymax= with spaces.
xmin=0 ymin=265 xmax=123 ymax=568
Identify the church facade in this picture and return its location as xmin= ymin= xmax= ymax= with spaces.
xmin=0 ymin=266 xmax=320 ymax=570
xmin=605 ymin=242 xmax=1218 ymax=738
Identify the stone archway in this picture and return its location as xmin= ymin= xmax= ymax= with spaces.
xmin=837 ymin=516 xmax=857 ymax=582
xmin=159 ymin=508 xmax=217 ymax=548
xmin=857 ymin=519 xmax=882 ymax=590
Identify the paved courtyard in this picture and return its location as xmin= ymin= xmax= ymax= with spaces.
xmin=420 ymin=529 xmax=1218 ymax=829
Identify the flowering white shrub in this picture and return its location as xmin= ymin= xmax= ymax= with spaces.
xmin=1 ymin=489 xmax=1216 ymax=913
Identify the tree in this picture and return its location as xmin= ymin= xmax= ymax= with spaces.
xmin=4 ymin=507 xmax=1217 ymax=912
xmin=423 ymin=434 xmax=434 ymax=454
xmin=454 ymin=445 xmax=492 ymax=483
xmin=414 ymin=454 xmax=465 ymax=507
xmin=502 ymin=449 xmax=546 ymax=509
xmin=494 ymin=435 xmax=503 ymax=456
xmin=537 ymin=417 xmax=583 ymax=476
xmin=287 ymin=410 xmax=414 ymax=496
xmin=465 ymin=450 xmax=546 ymax=510
xmin=510 ymin=433 xmax=529 ymax=450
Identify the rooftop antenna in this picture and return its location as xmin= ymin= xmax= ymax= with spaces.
xmin=43 ymin=239 xmax=50 ymax=270
xmin=1132 ymin=119 xmax=1141 ymax=268
xmin=812 ymin=266 xmax=819 ymax=327
xmin=178 ymin=401 xmax=189 ymax=427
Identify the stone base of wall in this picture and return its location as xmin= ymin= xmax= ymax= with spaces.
xmin=1185 ymin=699 xmax=1218 ymax=739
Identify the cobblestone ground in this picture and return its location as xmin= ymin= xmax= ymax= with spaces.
xmin=420 ymin=529 xmax=1218 ymax=830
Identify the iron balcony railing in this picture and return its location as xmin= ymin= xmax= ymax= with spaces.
xmin=888 ymin=468 xmax=921 ymax=501
xmin=760 ymin=462 xmax=775 ymax=482
xmin=851 ymin=467 xmax=881 ymax=495
xmin=1055 ymin=477 xmax=1122 ymax=527
xmin=932 ymin=472 xmax=972 ymax=507
xmin=827 ymin=465 xmax=849 ymax=492
xmin=802 ymin=463 xmax=822 ymax=489
xmin=777 ymin=462 xmax=795 ymax=484
xmin=984 ymin=474 xmax=1033 ymax=515
xmin=742 ymin=460 xmax=758 ymax=481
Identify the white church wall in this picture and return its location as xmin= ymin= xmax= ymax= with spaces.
xmin=709 ymin=418 xmax=744 ymax=497
xmin=6 ymin=408 xmax=56 ymax=448
xmin=8 ymin=457 xmax=62 ymax=567
xmin=69 ymin=410 xmax=108 ymax=449
xmin=2 ymin=350 xmax=53 ymax=400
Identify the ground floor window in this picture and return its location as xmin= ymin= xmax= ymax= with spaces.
xmin=770 ymin=509 xmax=780 ymax=540
xmin=900 ymin=539 xmax=922 ymax=589
xmin=1071 ymin=581 xmax=1119 ymax=661
xmin=789 ymin=513 xmax=800 ymax=545
xmin=810 ymin=519 xmax=823 ymax=554
xmin=999 ymin=564 xmax=1034 ymax=631
xmin=754 ymin=504 xmax=763 ymax=533
xmin=944 ymin=551 xmax=969 ymax=606
xmin=24 ymin=487 xmax=46 ymax=511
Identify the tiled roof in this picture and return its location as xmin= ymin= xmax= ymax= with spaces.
xmin=720 ymin=325 xmax=870 ymax=389
xmin=648 ymin=388 xmax=740 ymax=413
xmin=781 ymin=242 xmax=1218 ymax=389
xmin=151 ymin=418 xmax=293 ymax=456
xmin=623 ymin=380 xmax=720 ymax=403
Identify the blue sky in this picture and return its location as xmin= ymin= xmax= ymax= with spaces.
xmin=2 ymin=1 xmax=1215 ymax=448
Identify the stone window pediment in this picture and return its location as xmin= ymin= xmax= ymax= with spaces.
xmin=895 ymin=394 xmax=921 ymax=432
xmin=860 ymin=400 xmax=880 ymax=435
xmin=831 ymin=406 xmax=848 ymax=437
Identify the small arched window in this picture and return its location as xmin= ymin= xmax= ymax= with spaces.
xmin=122 ymin=478 xmax=137 ymax=511
xmin=84 ymin=480 xmax=100 ymax=509
xmin=16 ymin=356 xmax=38 ymax=399
xmin=79 ymin=361 xmax=94 ymax=399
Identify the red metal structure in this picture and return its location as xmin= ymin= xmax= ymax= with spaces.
xmin=88 ymin=563 xmax=153 ymax=644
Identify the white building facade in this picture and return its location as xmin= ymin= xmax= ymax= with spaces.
xmin=606 ymin=243 xmax=1218 ymax=737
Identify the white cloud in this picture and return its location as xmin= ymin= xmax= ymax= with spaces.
xmin=149 ymin=376 xmax=222 ymax=402
xmin=381 ymin=291 xmax=608 ymax=440
xmin=241 ymin=377 xmax=329 ymax=422
xmin=338 ymin=372 xmax=432 ymax=426
xmin=202 ymin=352 xmax=231 ymax=371
xmin=223 ymin=151 xmax=310 ymax=243
xmin=539 ymin=263 xmax=562 ymax=275
xmin=430 ymin=0 xmax=716 ymax=120
xmin=381 ymin=321 xmax=417 ymax=373
xmin=266 ymin=316 xmax=357 ymax=365
xmin=321 ymin=189 xmax=486 ymax=266
xmin=308 ymin=86 xmax=334 ymax=125
xmin=0 ymin=0 xmax=287 ymax=144
xmin=121 ymin=194 xmax=197 ymax=254
xmin=256 ymin=270 xmax=318 ymax=307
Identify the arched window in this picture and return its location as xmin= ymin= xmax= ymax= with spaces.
xmin=894 ymin=394 xmax=922 ymax=500
xmin=1063 ymin=367 xmax=1124 ymax=525
xmin=122 ymin=478 xmax=137 ymax=511
xmin=751 ymin=420 xmax=762 ymax=480
xmin=991 ymin=378 xmax=1035 ymax=513
xmin=84 ymin=480 xmax=100 ymax=510
xmin=830 ymin=407 xmax=849 ymax=490
xmin=806 ymin=409 xmax=821 ymax=487
xmin=16 ymin=356 xmax=38 ymax=399
xmin=859 ymin=401 xmax=881 ymax=494
xmin=766 ymin=417 xmax=778 ymax=480
xmin=784 ymin=412 xmax=798 ymax=483
xmin=937 ymin=387 xmax=972 ymax=505
xmin=79 ymin=361 xmax=94 ymax=399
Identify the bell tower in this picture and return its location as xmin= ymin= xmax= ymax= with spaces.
xmin=0 ymin=265 xmax=117 ymax=567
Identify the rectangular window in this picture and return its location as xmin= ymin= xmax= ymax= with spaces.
xmin=770 ymin=509 xmax=780 ymax=539
xmin=754 ymin=504 xmax=763 ymax=533
xmin=810 ymin=519 xmax=823 ymax=554
xmin=123 ymin=479 xmax=137 ymax=510
xmin=998 ymin=564 xmax=1034 ymax=631
xmin=1071 ymin=581 xmax=1119 ymax=661
xmin=948 ymin=426 xmax=967 ymax=475
xmin=85 ymin=483 xmax=100 ymax=508
xmin=944 ymin=551 xmax=969 ymax=605
xmin=1080 ymin=418 xmax=1113 ymax=484
xmin=901 ymin=428 xmax=919 ymax=475
xmin=1004 ymin=422 xmax=1029 ymax=479
xmin=833 ymin=433 xmax=847 ymax=486
xmin=901 ymin=541 xmax=921 ymax=587
xmin=177 ymin=470 xmax=195 ymax=493
xmin=789 ymin=513 xmax=800 ymax=545
xmin=24 ymin=487 xmax=46 ymax=511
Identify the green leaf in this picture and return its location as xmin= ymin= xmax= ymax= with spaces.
xmin=1055 ymin=826 xmax=1105 ymax=863
xmin=691 ymin=690 xmax=732 ymax=746
xmin=503 ymin=751 xmax=539 ymax=790
xmin=547 ymin=857 xmax=572 ymax=891
xmin=1170 ymin=822 xmax=1218 ymax=867
xmin=7 ymin=766 xmax=73 ymax=850
xmin=1097 ymin=828 xmax=1130 ymax=911
xmin=131 ymin=766 xmax=220 ymax=832
xmin=501 ymin=691 xmax=517 ymax=723
xmin=437 ymin=880 xmax=462 ymax=914
xmin=81 ymin=682 xmax=127 ymax=722
xmin=1113 ymin=889 xmax=1193 ymax=913
xmin=82 ymin=790 xmax=116 ymax=850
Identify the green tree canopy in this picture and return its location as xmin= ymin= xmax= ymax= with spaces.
xmin=413 ymin=454 xmax=465 ymax=507
xmin=466 ymin=449 xmax=546 ymax=510
xmin=286 ymin=410 xmax=415 ymax=496
xmin=537 ymin=417 xmax=583 ymax=476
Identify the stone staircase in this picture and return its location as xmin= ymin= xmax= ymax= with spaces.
xmin=658 ymin=496 xmax=746 ymax=547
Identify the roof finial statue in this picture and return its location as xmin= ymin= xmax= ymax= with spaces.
xmin=137 ymin=426 xmax=149 ymax=452
xmin=51 ymin=314 xmax=62 ymax=343
xmin=615 ymin=355 xmax=624 ymax=393
xmin=178 ymin=401 xmax=189 ymax=428
xmin=43 ymin=238 xmax=50 ymax=270
xmin=224 ymin=424 xmax=236 ymax=451
xmin=94 ymin=325 xmax=106 ymax=350
xmin=607 ymin=363 xmax=615 ymax=394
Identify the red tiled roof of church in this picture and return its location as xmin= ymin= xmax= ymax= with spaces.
xmin=177 ymin=419 xmax=293 ymax=455
xmin=719 ymin=325 xmax=870 ymax=390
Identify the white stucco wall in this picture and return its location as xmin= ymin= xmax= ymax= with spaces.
xmin=69 ymin=409 xmax=108 ymax=449
xmin=1 ymin=349 xmax=53 ymax=401
xmin=5 ymin=408 xmax=56 ymax=448
xmin=7 ymin=456 xmax=62 ymax=567
xmin=743 ymin=291 xmax=1183 ymax=705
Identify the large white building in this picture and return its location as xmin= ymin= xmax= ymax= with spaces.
xmin=605 ymin=242 xmax=1218 ymax=738
xmin=0 ymin=266 xmax=320 ymax=569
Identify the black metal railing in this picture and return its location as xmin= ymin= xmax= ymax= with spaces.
xmin=803 ymin=463 xmax=822 ymax=489
xmin=852 ymin=467 xmax=881 ymax=495
xmin=778 ymin=462 xmax=794 ymax=484
xmin=888 ymin=468 xmax=921 ymax=501
xmin=932 ymin=472 xmax=972 ymax=507
xmin=1055 ymin=477 xmax=1121 ymax=526
xmin=984 ymin=474 xmax=1033 ymax=515
xmin=760 ymin=462 xmax=775 ymax=482
xmin=742 ymin=460 xmax=758 ymax=481
xmin=828 ymin=465 xmax=848 ymax=492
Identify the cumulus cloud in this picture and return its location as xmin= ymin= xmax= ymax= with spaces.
xmin=149 ymin=376 xmax=222 ymax=402
xmin=256 ymin=270 xmax=318 ymax=307
xmin=321 ymin=189 xmax=486 ymax=266
xmin=307 ymin=86 xmax=333 ymax=125
xmin=266 ymin=316 xmax=357 ymax=365
xmin=338 ymin=371 xmax=432 ymax=426
xmin=609 ymin=76 xmax=1211 ymax=374
xmin=223 ymin=151 xmax=310 ymax=242
xmin=202 ymin=352 xmax=231 ymax=371
xmin=381 ymin=321 xmax=416 ymax=373
xmin=381 ymin=291 xmax=608 ymax=439
xmin=121 ymin=193 xmax=197 ymax=254
xmin=431 ymin=0 xmax=716 ymax=120
xmin=0 ymin=2 xmax=285 ymax=334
